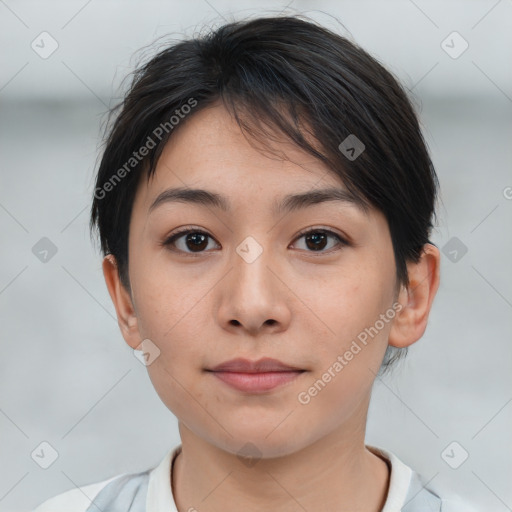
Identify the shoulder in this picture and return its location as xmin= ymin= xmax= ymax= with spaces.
xmin=32 ymin=445 xmax=181 ymax=512
xmin=31 ymin=474 xmax=124 ymax=512
xmin=403 ymin=465 xmax=479 ymax=511
xmin=366 ymin=445 xmax=478 ymax=512
xmin=440 ymin=496 xmax=480 ymax=512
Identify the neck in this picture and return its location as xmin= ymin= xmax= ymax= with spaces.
xmin=172 ymin=421 xmax=390 ymax=512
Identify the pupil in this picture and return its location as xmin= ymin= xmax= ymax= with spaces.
xmin=187 ymin=233 xmax=207 ymax=251
xmin=306 ymin=232 xmax=326 ymax=251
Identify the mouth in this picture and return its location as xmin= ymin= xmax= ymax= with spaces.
xmin=205 ymin=357 xmax=307 ymax=393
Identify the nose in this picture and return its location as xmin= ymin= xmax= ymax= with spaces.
xmin=217 ymin=240 xmax=291 ymax=337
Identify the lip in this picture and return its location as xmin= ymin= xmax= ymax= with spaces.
xmin=209 ymin=357 xmax=304 ymax=373
xmin=206 ymin=357 xmax=306 ymax=393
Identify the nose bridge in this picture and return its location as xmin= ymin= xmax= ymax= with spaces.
xmin=218 ymin=233 xmax=289 ymax=334
xmin=232 ymin=234 xmax=276 ymax=300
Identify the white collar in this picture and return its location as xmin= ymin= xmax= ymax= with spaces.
xmin=367 ymin=445 xmax=413 ymax=512
xmin=146 ymin=444 xmax=181 ymax=511
xmin=146 ymin=444 xmax=413 ymax=512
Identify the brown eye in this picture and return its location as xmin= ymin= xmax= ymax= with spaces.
xmin=163 ymin=229 xmax=219 ymax=254
xmin=162 ymin=226 xmax=348 ymax=256
xmin=305 ymin=231 xmax=328 ymax=251
xmin=292 ymin=228 xmax=347 ymax=253
xmin=182 ymin=232 xmax=209 ymax=251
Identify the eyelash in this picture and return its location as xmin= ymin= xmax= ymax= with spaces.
xmin=161 ymin=225 xmax=349 ymax=257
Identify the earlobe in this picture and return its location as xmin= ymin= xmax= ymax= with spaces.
xmin=102 ymin=254 xmax=141 ymax=349
xmin=388 ymin=243 xmax=441 ymax=349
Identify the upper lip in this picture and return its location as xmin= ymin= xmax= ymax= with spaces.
xmin=208 ymin=357 xmax=304 ymax=373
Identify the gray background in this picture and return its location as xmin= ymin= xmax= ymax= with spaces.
xmin=1 ymin=1 xmax=511 ymax=511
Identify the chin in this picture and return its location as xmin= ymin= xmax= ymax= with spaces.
xmin=209 ymin=424 xmax=311 ymax=461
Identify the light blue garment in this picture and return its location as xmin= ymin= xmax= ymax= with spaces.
xmin=402 ymin=472 xmax=442 ymax=511
xmin=85 ymin=465 xmax=442 ymax=512
xmin=85 ymin=471 xmax=150 ymax=512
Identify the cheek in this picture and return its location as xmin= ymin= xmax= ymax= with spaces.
xmin=132 ymin=258 xmax=203 ymax=339
xmin=142 ymin=311 xmax=208 ymax=421
xmin=305 ymin=263 xmax=393 ymax=374
xmin=304 ymin=267 xmax=367 ymax=336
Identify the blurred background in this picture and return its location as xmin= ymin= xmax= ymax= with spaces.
xmin=1 ymin=1 xmax=511 ymax=510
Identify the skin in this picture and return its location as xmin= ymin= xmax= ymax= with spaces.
xmin=103 ymin=102 xmax=441 ymax=511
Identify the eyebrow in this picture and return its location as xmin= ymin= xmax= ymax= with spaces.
xmin=148 ymin=186 xmax=369 ymax=216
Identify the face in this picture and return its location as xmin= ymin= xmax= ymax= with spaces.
xmin=116 ymin=103 xmax=402 ymax=458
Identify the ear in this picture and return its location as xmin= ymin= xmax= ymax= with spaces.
xmin=102 ymin=254 xmax=141 ymax=350
xmin=388 ymin=243 xmax=441 ymax=348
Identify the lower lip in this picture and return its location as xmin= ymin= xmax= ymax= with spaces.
xmin=209 ymin=371 xmax=304 ymax=393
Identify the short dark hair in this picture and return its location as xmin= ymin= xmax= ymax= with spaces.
xmin=90 ymin=14 xmax=439 ymax=372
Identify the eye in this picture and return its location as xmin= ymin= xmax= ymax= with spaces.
xmin=161 ymin=226 xmax=349 ymax=256
xmin=291 ymin=227 xmax=348 ymax=254
xmin=161 ymin=227 xmax=220 ymax=255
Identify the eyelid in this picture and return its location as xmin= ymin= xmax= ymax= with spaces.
xmin=164 ymin=225 xmax=210 ymax=240
xmin=292 ymin=226 xmax=350 ymax=245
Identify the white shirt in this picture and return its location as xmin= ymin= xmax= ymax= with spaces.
xmin=32 ymin=444 xmax=473 ymax=512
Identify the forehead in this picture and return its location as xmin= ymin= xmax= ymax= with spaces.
xmin=132 ymin=103 xmax=369 ymax=217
